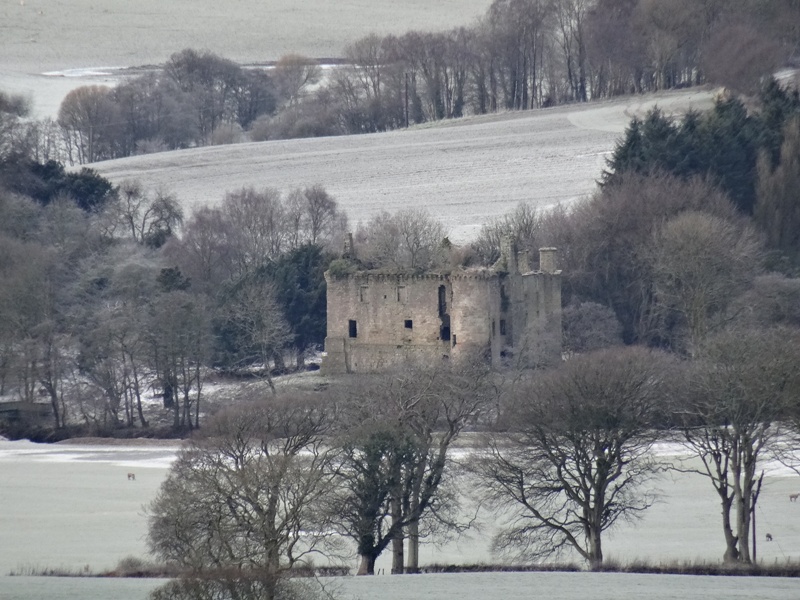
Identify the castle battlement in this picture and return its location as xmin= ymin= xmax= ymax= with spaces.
xmin=322 ymin=246 xmax=562 ymax=374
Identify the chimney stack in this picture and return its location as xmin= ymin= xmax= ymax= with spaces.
xmin=343 ymin=232 xmax=355 ymax=259
xmin=517 ymin=250 xmax=530 ymax=273
xmin=539 ymin=248 xmax=557 ymax=274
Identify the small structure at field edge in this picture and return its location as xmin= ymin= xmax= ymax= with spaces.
xmin=322 ymin=238 xmax=562 ymax=373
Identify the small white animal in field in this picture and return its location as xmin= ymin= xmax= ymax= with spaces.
xmin=127 ymin=472 xmax=136 ymax=481
xmin=766 ymin=533 xmax=773 ymax=542
xmin=790 ymin=493 xmax=800 ymax=502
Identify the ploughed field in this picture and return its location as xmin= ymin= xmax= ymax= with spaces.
xmin=88 ymin=89 xmax=714 ymax=242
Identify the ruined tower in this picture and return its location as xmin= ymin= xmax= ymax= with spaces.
xmin=321 ymin=244 xmax=561 ymax=374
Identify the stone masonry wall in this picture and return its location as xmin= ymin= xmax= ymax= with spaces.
xmin=322 ymin=248 xmax=562 ymax=374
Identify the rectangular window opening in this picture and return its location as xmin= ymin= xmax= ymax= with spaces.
xmin=348 ymin=320 xmax=358 ymax=338
xmin=452 ymin=334 xmax=457 ymax=346
xmin=397 ymin=286 xmax=407 ymax=303
xmin=492 ymin=320 xmax=496 ymax=337
xmin=440 ymin=326 xmax=451 ymax=341
xmin=404 ymin=319 xmax=413 ymax=329
xmin=359 ymin=286 xmax=369 ymax=302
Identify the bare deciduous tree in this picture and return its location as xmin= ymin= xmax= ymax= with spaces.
xmin=700 ymin=21 xmax=784 ymax=94
xmin=329 ymin=359 xmax=494 ymax=575
xmin=112 ymin=180 xmax=184 ymax=248
xmin=728 ymin=273 xmax=800 ymax=329
xmin=473 ymin=347 xmax=671 ymax=568
xmin=146 ymin=290 xmax=210 ymax=430
xmin=148 ymin=395 xmax=338 ymax=600
xmin=673 ymin=326 xmax=800 ymax=564
xmin=223 ymin=187 xmax=287 ymax=276
xmin=273 ymin=54 xmax=322 ymax=107
xmin=647 ymin=211 xmax=762 ymax=356
xmin=566 ymin=173 xmax=740 ymax=344
xmin=472 ymin=202 xmax=543 ymax=266
xmin=216 ymin=278 xmax=293 ymax=394
xmin=357 ymin=208 xmax=447 ymax=271
xmin=163 ymin=205 xmax=233 ymax=293
xmin=58 ymin=85 xmax=119 ymax=164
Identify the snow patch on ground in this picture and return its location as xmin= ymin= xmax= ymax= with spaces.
xmin=89 ymin=89 xmax=713 ymax=243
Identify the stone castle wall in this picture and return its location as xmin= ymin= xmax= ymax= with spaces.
xmin=322 ymin=247 xmax=562 ymax=374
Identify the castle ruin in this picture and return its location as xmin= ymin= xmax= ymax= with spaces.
xmin=321 ymin=241 xmax=562 ymax=374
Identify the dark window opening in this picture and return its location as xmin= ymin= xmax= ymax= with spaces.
xmin=404 ymin=319 xmax=413 ymax=329
xmin=348 ymin=320 xmax=358 ymax=338
xmin=438 ymin=285 xmax=447 ymax=317
xmin=440 ymin=325 xmax=451 ymax=341
xmin=452 ymin=334 xmax=457 ymax=346
xmin=500 ymin=319 xmax=507 ymax=335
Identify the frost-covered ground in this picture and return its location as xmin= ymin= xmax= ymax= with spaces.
xmin=0 ymin=0 xmax=490 ymax=118
xmin=1 ymin=0 xmax=714 ymax=240
xmin=89 ymin=89 xmax=714 ymax=243
xmin=2 ymin=571 xmax=800 ymax=600
xmin=2 ymin=437 xmax=799 ymax=575
xmin=0 ymin=439 xmax=179 ymax=576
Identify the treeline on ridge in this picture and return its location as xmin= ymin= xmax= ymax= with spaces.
xmin=4 ymin=0 xmax=800 ymax=164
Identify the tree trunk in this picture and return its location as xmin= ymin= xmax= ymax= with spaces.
xmin=391 ymin=494 xmax=404 ymax=574
xmin=407 ymin=518 xmax=420 ymax=574
xmin=586 ymin=501 xmax=604 ymax=570
xmin=407 ymin=471 xmax=423 ymax=573
xmin=736 ymin=469 xmax=753 ymax=564
xmin=720 ymin=495 xmax=739 ymax=563
xmin=131 ymin=362 xmax=148 ymax=427
xmin=163 ymin=378 xmax=174 ymax=409
xmin=357 ymin=553 xmax=376 ymax=576
xmin=45 ymin=385 xmax=62 ymax=429
xmin=588 ymin=528 xmax=603 ymax=569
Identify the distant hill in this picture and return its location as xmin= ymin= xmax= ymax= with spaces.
xmin=90 ymin=88 xmax=714 ymax=242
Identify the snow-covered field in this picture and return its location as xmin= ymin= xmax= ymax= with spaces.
xmin=0 ymin=0 xmax=490 ymax=118
xmin=2 ymin=571 xmax=800 ymax=600
xmin=0 ymin=434 xmax=800 ymax=600
xmin=1 ymin=0 xmax=714 ymax=239
xmin=88 ymin=89 xmax=714 ymax=242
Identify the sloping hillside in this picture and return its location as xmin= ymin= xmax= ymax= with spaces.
xmin=0 ymin=0 xmax=490 ymax=118
xmin=91 ymin=88 xmax=714 ymax=242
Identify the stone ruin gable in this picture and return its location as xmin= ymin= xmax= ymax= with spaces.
xmin=322 ymin=269 xmax=504 ymax=374
xmin=321 ymin=247 xmax=562 ymax=374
